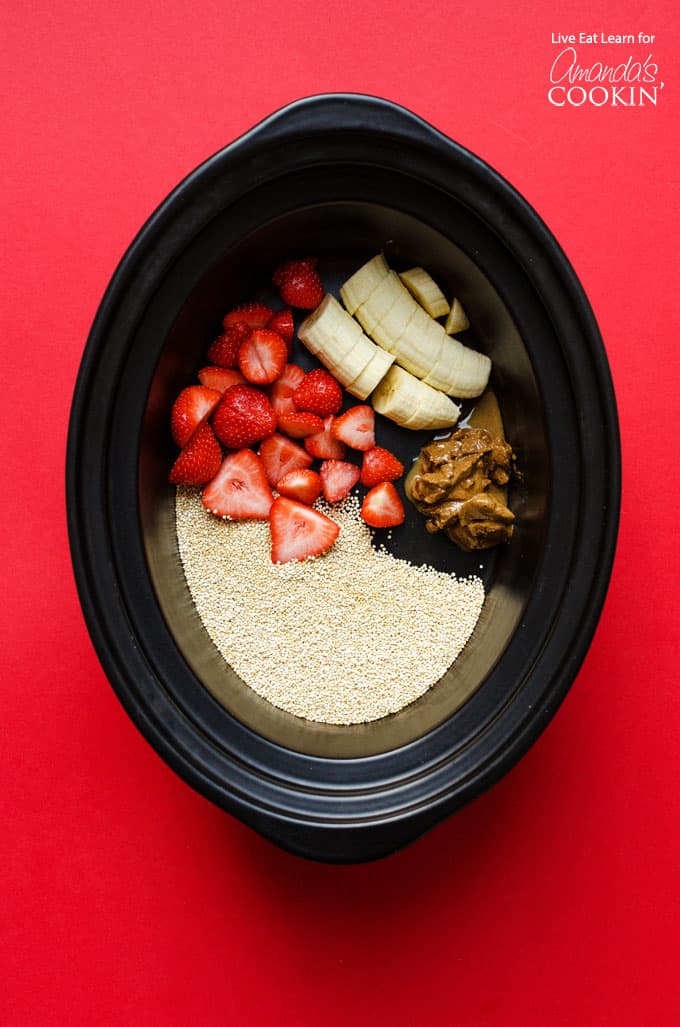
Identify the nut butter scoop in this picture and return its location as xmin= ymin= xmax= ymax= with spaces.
xmin=405 ymin=390 xmax=515 ymax=551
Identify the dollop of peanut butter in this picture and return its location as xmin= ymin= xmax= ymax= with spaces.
xmin=405 ymin=425 xmax=515 ymax=551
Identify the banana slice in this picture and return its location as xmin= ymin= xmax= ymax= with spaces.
xmin=399 ymin=267 xmax=450 ymax=319
xmin=298 ymin=294 xmax=364 ymax=358
xmin=372 ymin=365 xmax=460 ymax=430
xmin=372 ymin=287 xmax=419 ymax=351
xmin=340 ymin=254 xmax=390 ymax=315
xmin=422 ymin=337 xmax=490 ymax=398
xmin=345 ymin=347 xmax=395 ymax=400
xmin=390 ymin=305 xmax=446 ymax=379
xmin=327 ymin=335 xmax=377 ymax=387
xmin=445 ymin=297 xmax=470 ymax=335
xmin=354 ymin=272 xmax=404 ymax=334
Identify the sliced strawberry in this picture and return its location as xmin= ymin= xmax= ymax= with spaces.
xmin=360 ymin=446 xmax=405 ymax=488
xmin=360 ymin=482 xmax=406 ymax=528
xmin=267 ymin=308 xmax=294 ymax=349
xmin=202 ymin=449 xmax=273 ymax=520
xmin=237 ymin=327 xmax=288 ymax=386
xmin=272 ymin=259 xmax=324 ymax=309
xmin=197 ymin=366 xmax=246 ymax=392
xmin=171 ymin=385 xmax=222 ymax=447
xmin=212 ymin=384 xmax=277 ymax=449
xmin=207 ymin=322 xmax=251 ymax=368
xmin=169 ymin=422 xmax=222 ymax=485
xmin=269 ymin=496 xmax=340 ymax=564
xmin=293 ymin=368 xmax=343 ymax=417
xmin=259 ymin=433 xmax=313 ymax=487
xmin=276 ymin=468 xmax=323 ymax=506
xmin=331 ymin=404 xmax=375 ymax=451
xmin=277 ymin=410 xmax=324 ymax=438
xmin=222 ymin=302 xmax=273 ymax=330
xmin=304 ymin=416 xmax=346 ymax=460
xmin=319 ymin=459 xmax=360 ymax=504
xmin=269 ymin=363 xmax=306 ymax=417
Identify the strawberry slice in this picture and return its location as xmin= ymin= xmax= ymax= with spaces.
xmin=267 ymin=308 xmax=294 ymax=349
xmin=269 ymin=496 xmax=340 ymax=564
xmin=171 ymin=385 xmax=222 ymax=447
xmin=197 ymin=366 xmax=246 ymax=392
xmin=212 ymin=384 xmax=277 ymax=449
xmin=276 ymin=468 xmax=322 ymax=506
xmin=360 ymin=482 xmax=406 ymax=528
xmin=207 ymin=322 xmax=251 ymax=368
xmin=272 ymin=259 xmax=324 ymax=310
xmin=319 ymin=459 xmax=361 ymax=504
xmin=222 ymin=302 xmax=273 ymax=329
xmin=269 ymin=363 xmax=306 ymax=417
xmin=304 ymin=416 xmax=346 ymax=460
xmin=169 ymin=422 xmax=222 ymax=485
xmin=237 ymin=327 xmax=288 ymax=386
xmin=277 ymin=410 xmax=324 ymax=438
xmin=259 ymin=432 xmax=313 ymax=487
xmin=293 ymin=368 xmax=343 ymax=417
xmin=202 ymin=449 xmax=273 ymax=520
xmin=360 ymin=446 xmax=405 ymax=488
xmin=331 ymin=404 xmax=375 ymax=451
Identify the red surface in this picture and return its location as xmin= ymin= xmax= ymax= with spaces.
xmin=2 ymin=3 xmax=679 ymax=1025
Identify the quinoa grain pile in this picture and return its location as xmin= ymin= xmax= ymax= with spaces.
xmin=175 ymin=488 xmax=484 ymax=725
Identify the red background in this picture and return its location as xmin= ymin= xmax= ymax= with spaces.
xmin=3 ymin=3 xmax=679 ymax=1025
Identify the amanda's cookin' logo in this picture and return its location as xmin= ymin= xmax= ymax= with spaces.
xmin=548 ymin=31 xmax=664 ymax=107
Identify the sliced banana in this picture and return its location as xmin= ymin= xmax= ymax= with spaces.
xmin=327 ymin=335 xmax=377 ymax=387
xmin=345 ymin=347 xmax=395 ymax=400
xmin=399 ymin=267 xmax=450 ymax=319
xmin=372 ymin=365 xmax=460 ymax=430
xmin=298 ymin=294 xmax=364 ymax=358
xmin=445 ymin=297 xmax=470 ymax=335
xmin=390 ymin=305 xmax=446 ymax=379
xmin=354 ymin=272 xmax=403 ymax=335
xmin=339 ymin=253 xmax=390 ymax=314
xmin=372 ymin=287 xmax=419 ymax=351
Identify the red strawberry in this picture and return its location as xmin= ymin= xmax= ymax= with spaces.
xmin=360 ymin=482 xmax=406 ymax=528
xmin=272 ymin=258 xmax=324 ymax=309
xmin=212 ymin=384 xmax=277 ymax=449
xmin=197 ymin=366 xmax=245 ymax=392
xmin=304 ymin=416 xmax=346 ymax=460
xmin=207 ymin=322 xmax=251 ymax=368
xmin=259 ymin=433 xmax=313 ymax=487
xmin=222 ymin=302 xmax=273 ymax=329
xmin=269 ymin=363 xmax=306 ymax=417
xmin=360 ymin=446 xmax=405 ymax=488
xmin=269 ymin=496 xmax=340 ymax=564
xmin=276 ymin=468 xmax=322 ymax=506
xmin=171 ymin=385 xmax=222 ymax=447
xmin=293 ymin=368 xmax=343 ymax=417
xmin=169 ymin=422 xmax=222 ymax=485
xmin=202 ymin=449 xmax=273 ymax=520
xmin=277 ymin=410 xmax=324 ymax=438
xmin=331 ymin=404 xmax=375 ymax=451
xmin=267 ymin=308 xmax=294 ymax=349
xmin=237 ymin=327 xmax=288 ymax=386
xmin=319 ymin=459 xmax=360 ymax=504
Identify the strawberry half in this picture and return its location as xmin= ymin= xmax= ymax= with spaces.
xmin=319 ymin=459 xmax=361 ymax=504
xmin=207 ymin=322 xmax=251 ymax=368
xmin=304 ymin=416 xmax=346 ymax=460
xmin=237 ymin=327 xmax=288 ymax=386
xmin=360 ymin=446 xmax=405 ymax=488
xmin=171 ymin=385 xmax=222 ymax=448
xmin=267 ymin=308 xmax=294 ymax=349
xmin=276 ymin=468 xmax=323 ymax=506
xmin=272 ymin=258 xmax=324 ymax=309
xmin=269 ymin=496 xmax=340 ymax=564
xmin=293 ymin=368 xmax=343 ymax=418
xmin=197 ymin=366 xmax=246 ymax=392
xmin=360 ymin=482 xmax=406 ymax=528
xmin=277 ymin=410 xmax=324 ymax=438
xmin=169 ymin=422 xmax=222 ymax=485
xmin=259 ymin=432 xmax=313 ymax=487
xmin=202 ymin=449 xmax=273 ymax=520
xmin=331 ymin=404 xmax=375 ymax=451
xmin=269 ymin=363 xmax=306 ymax=418
xmin=223 ymin=302 xmax=273 ymax=329
xmin=212 ymin=384 xmax=277 ymax=449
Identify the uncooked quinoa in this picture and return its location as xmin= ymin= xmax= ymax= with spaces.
xmin=175 ymin=487 xmax=485 ymax=725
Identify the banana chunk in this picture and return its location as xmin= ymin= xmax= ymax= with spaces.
xmin=372 ymin=365 xmax=460 ymax=430
xmin=445 ymin=297 xmax=470 ymax=335
xmin=354 ymin=272 xmax=404 ymax=335
xmin=399 ymin=267 xmax=450 ymax=319
xmin=423 ymin=335 xmax=491 ymax=398
xmin=345 ymin=347 xmax=395 ymax=400
xmin=339 ymin=253 xmax=390 ymax=315
xmin=298 ymin=294 xmax=364 ymax=358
